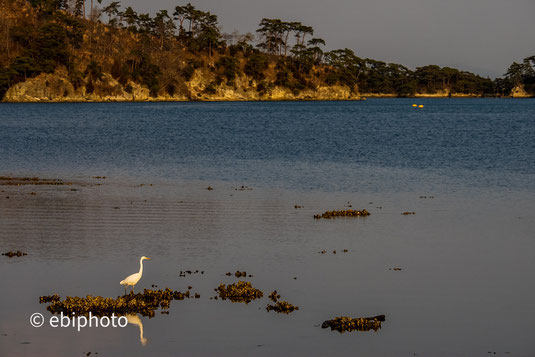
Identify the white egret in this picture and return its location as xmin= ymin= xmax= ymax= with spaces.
xmin=120 ymin=256 xmax=151 ymax=294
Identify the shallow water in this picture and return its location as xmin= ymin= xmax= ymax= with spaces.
xmin=0 ymin=99 xmax=534 ymax=356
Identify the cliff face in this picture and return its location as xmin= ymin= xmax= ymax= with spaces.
xmin=4 ymin=67 xmax=150 ymax=102
xmin=3 ymin=66 xmax=358 ymax=102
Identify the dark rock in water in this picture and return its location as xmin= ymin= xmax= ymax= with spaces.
xmin=401 ymin=211 xmax=416 ymax=215
xmin=234 ymin=185 xmax=252 ymax=191
xmin=322 ymin=315 xmax=385 ymax=333
xmin=2 ymin=251 xmax=27 ymax=258
xmin=179 ymin=269 xmax=202 ymax=277
xmin=314 ymin=209 xmax=370 ymax=219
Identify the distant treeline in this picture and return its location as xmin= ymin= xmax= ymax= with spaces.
xmin=0 ymin=0 xmax=533 ymax=99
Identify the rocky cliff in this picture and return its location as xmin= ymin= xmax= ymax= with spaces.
xmin=3 ymin=66 xmax=359 ymax=102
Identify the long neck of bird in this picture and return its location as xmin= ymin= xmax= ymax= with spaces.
xmin=139 ymin=258 xmax=144 ymax=275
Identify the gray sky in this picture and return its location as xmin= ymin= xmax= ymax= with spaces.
xmin=119 ymin=0 xmax=535 ymax=78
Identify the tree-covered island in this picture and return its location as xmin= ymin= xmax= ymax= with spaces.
xmin=0 ymin=0 xmax=533 ymax=101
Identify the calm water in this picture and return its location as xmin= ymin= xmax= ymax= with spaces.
xmin=0 ymin=99 xmax=534 ymax=356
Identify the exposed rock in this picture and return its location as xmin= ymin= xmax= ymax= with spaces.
xmin=3 ymin=67 xmax=362 ymax=102
xmin=511 ymin=85 xmax=533 ymax=98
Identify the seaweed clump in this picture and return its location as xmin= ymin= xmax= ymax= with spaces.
xmin=39 ymin=294 xmax=60 ymax=303
xmin=179 ymin=269 xmax=204 ymax=277
xmin=314 ymin=209 xmax=370 ymax=219
xmin=321 ymin=315 xmax=385 ymax=333
xmin=266 ymin=290 xmax=299 ymax=314
xmin=268 ymin=290 xmax=280 ymax=302
xmin=215 ymin=281 xmax=263 ymax=303
xmin=224 ymin=270 xmax=251 ymax=278
xmin=2 ymin=251 xmax=27 ymax=257
xmin=234 ymin=185 xmax=252 ymax=191
xmin=266 ymin=300 xmax=299 ymax=314
xmin=40 ymin=288 xmax=192 ymax=317
xmin=0 ymin=176 xmax=72 ymax=186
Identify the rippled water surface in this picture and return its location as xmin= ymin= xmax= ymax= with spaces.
xmin=0 ymin=99 xmax=534 ymax=356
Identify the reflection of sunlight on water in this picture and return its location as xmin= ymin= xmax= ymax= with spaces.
xmin=126 ymin=314 xmax=147 ymax=346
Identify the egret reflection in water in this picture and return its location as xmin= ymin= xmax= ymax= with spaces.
xmin=126 ymin=314 xmax=148 ymax=346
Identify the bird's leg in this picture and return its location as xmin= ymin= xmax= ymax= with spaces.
xmin=124 ymin=287 xmax=126 ymax=296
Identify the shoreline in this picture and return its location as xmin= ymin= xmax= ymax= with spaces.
xmin=1 ymin=96 xmax=532 ymax=103
xmin=2 ymin=68 xmax=532 ymax=103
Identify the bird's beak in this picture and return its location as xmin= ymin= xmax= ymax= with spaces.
xmin=146 ymin=257 xmax=151 ymax=260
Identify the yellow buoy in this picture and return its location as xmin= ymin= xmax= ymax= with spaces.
xmin=412 ymin=104 xmax=417 ymax=107
xmin=419 ymin=105 xmax=424 ymax=108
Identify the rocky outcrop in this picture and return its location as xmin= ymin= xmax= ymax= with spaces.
xmin=4 ymin=67 xmax=152 ymax=102
xmin=511 ymin=85 xmax=533 ymax=98
xmin=6 ymin=65 xmax=506 ymax=102
xmin=3 ymin=66 xmax=360 ymax=102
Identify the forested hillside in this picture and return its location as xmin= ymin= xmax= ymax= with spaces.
xmin=0 ymin=0 xmax=533 ymax=101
